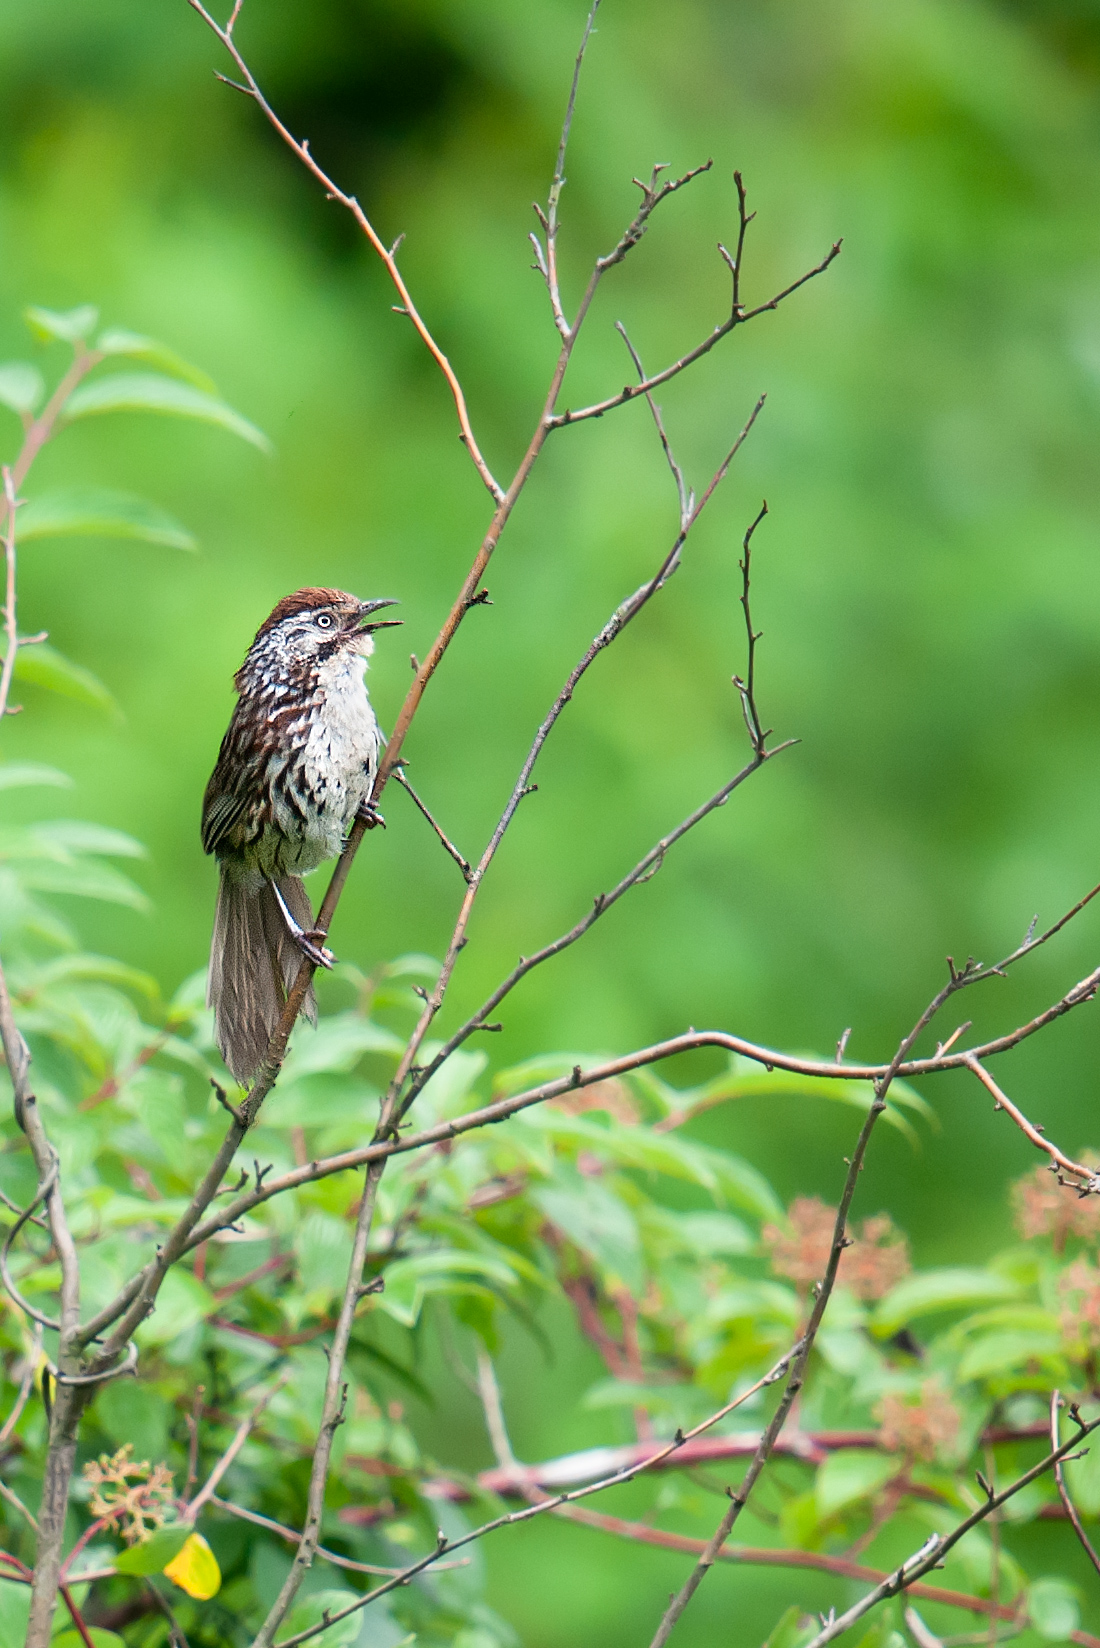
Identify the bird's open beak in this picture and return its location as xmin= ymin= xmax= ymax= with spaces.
xmin=356 ymin=598 xmax=402 ymax=633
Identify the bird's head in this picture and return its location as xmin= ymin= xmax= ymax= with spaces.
xmin=242 ymin=588 xmax=401 ymax=676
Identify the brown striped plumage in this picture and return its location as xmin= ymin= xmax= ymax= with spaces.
xmin=202 ymin=587 xmax=397 ymax=1082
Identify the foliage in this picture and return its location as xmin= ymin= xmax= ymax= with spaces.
xmin=0 ymin=554 xmax=1099 ymax=1637
xmin=4 ymin=0 xmax=1100 ymax=1642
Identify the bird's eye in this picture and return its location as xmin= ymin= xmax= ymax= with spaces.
xmin=316 ymin=613 xmax=333 ymax=629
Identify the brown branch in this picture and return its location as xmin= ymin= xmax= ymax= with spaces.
xmin=0 ymin=1322 xmax=42 ymax=1447
xmin=1051 ymin=1390 xmax=1100 ymax=1578
xmin=0 ymin=469 xmax=21 ymax=722
xmin=250 ymin=1163 xmax=384 ymax=1645
xmin=181 ymin=944 xmax=1100 ymax=1254
xmin=184 ymin=1375 xmax=285 ymax=1519
xmin=206 ymin=1494 xmax=460 ymax=1577
xmin=186 ymin=1 xmax=501 ymax=501
xmin=0 ymin=953 xmax=87 ymax=1648
xmin=548 ymin=1504 xmax=1021 ymax=1624
xmin=645 ymin=953 xmax=997 ymax=1648
xmin=395 ymin=398 xmax=771 ymax=1121
xmin=0 ymin=344 xmax=103 ymax=538
xmin=964 ymin=1058 xmax=1100 ymax=1190
xmin=242 ymin=1347 xmax=801 ymax=1648
xmin=549 ymin=177 xmax=840 ymax=429
xmin=392 ymin=770 xmax=472 ymax=882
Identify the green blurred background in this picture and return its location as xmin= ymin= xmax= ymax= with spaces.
xmin=4 ymin=0 xmax=1100 ymax=1637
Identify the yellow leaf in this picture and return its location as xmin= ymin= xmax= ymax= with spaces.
xmin=163 ymin=1531 xmax=220 ymax=1599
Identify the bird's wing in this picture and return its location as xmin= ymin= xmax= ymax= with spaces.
xmin=201 ymin=784 xmax=251 ymax=857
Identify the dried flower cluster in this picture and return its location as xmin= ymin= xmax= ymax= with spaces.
xmin=875 ymin=1381 xmax=961 ymax=1463
xmin=82 ymin=1444 xmax=175 ymax=1545
xmin=762 ymin=1197 xmax=910 ymax=1300
xmin=1012 ymin=1160 xmax=1100 ymax=1251
xmin=1058 ymin=1256 xmax=1100 ymax=1352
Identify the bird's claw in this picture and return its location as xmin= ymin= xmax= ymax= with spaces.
xmin=359 ymin=801 xmax=386 ymax=830
xmin=297 ymin=929 xmax=336 ymax=970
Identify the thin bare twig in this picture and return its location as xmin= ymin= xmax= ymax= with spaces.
xmin=392 ymin=770 xmax=472 ymax=882
xmin=964 ymin=1058 xmax=1100 ymax=1191
xmin=615 ymin=325 xmax=691 ymax=525
xmin=0 ymin=468 xmax=21 ymax=721
xmin=208 ymin=1495 xmax=457 ymax=1577
xmin=0 ymin=1322 xmax=42 ymax=1446
xmin=0 ymin=1474 xmax=37 ymax=1532
xmin=476 ymin=1347 xmax=518 ymax=1473
xmin=541 ymin=0 xmax=602 ymax=338
xmin=185 ymin=1376 xmax=285 ymax=1518
xmin=733 ymin=503 xmax=769 ymax=755
xmin=394 ymin=397 xmax=769 ymax=1123
xmin=550 ymin=174 xmax=840 ymax=428
xmin=1051 ymin=1390 xmax=1100 ymax=1578
xmin=187 ymin=0 xmax=501 ymax=501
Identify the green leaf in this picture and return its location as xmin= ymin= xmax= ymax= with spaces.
xmin=295 ymin=1211 xmax=355 ymax=1300
xmin=113 ymin=1523 xmax=193 ymax=1577
xmin=53 ymin=1633 xmax=125 ymax=1648
xmin=25 ymin=303 xmax=99 ymax=343
xmin=518 ymin=1107 xmax=782 ymax=1219
xmin=18 ymin=488 xmax=196 ymax=551
xmin=11 ymin=642 xmax=117 ymax=714
xmin=95 ymin=328 xmax=218 ymax=393
xmin=379 ymin=1249 xmax=521 ymax=1328
xmin=0 ymin=763 xmax=72 ymax=790
xmin=956 ymin=1328 xmax=1064 ymax=1382
xmin=0 ymin=1578 xmax=29 ymax=1641
xmin=872 ymin=1269 xmax=1020 ymax=1334
xmin=666 ymin=1209 xmax=754 ymax=1257
xmin=0 ymin=362 xmax=44 ymax=414
xmin=33 ymin=821 xmax=144 ymax=858
xmin=17 ymin=858 xmax=148 ymax=910
xmin=533 ymin=1176 xmax=641 ymax=1290
xmin=762 ymin=1605 xmax=817 ymax=1648
xmin=282 ymin=1012 xmax=404 ymax=1077
xmin=1028 ymin=1577 xmax=1081 ymax=1641
xmin=1065 ymin=1429 xmax=1100 ymax=1516
xmin=27 ymin=954 xmax=159 ymax=1001
xmin=62 ymin=372 xmax=271 ymax=452
xmin=815 ymin=1449 xmax=901 ymax=1516
xmin=135 ymin=1268 xmax=215 ymax=1345
xmin=284 ymin=1589 xmax=363 ymax=1646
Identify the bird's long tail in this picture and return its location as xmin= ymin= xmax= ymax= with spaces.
xmin=207 ymin=870 xmax=318 ymax=1084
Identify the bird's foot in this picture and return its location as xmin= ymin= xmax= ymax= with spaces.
xmin=358 ymin=801 xmax=386 ymax=830
xmin=296 ymin=929 xmax=336 ymax=970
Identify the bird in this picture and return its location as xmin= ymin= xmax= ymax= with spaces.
xmin=201 ymin=587 xmax=399 ymax=1084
